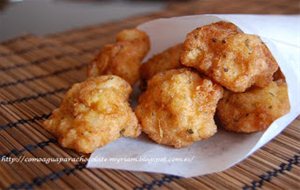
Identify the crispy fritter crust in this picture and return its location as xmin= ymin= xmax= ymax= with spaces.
xmin=181 ymin=21 xmax=241 ymax=67
xmin=43 ymin=76 xmax=141 ymax=153
xmin=135 ymin=69 xmax=223 ymax=148
xmin=140 ymin=43 xmax=184 ymax=81
xmin=181 ymin=21 xmax=278 ymax=92
xmin=87 ymin=29 xmax=150 ymax=85
xmin=217 ymin=80 xmax=290 ymax=133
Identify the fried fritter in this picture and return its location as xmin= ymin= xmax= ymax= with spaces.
xmin=217 ymin=80 xmax=290 ymax=133
xmin=181 ymin=21 xmax=241 ymax=68
xmin=140 ymin=43 xmax=184 ymax=81
xmin=135 ymin=69 xmax=223 ymax=148
xmin=181 ymin=21 xmax=278 ymax=92
xmin=43 ymin=76 xmax=141 ymax=153
xmin=87 ymin=29 xmax=150 ymax=85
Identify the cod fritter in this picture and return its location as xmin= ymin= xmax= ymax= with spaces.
xmin=140 ymin=43 xmax=184 ymax=81
xmin=43 ymin=76 xmax=141 ymax=153
xmin=217 ymin=80 xmax=290 ymax=133
xmin=181 ymin=21 xmax=278 ymax=92
xmin=181 ymin=21 xmax=241 ymax=68
xmin=135 ymin=69 xmax=223 ymax=148
xmin=87 ymin=29 xmax=150 ymax=85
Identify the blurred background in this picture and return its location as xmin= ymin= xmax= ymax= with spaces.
xmin=0 ymin=0 xmax=179 ymax=41
xmin=0 ymin=0 xmax=298 ymax=41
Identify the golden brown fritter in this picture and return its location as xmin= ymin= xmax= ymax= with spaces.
xmin=87 ymin=29 xmax=150 ymax=85
xmin=181 ymin=21 xmax=241 ymax=68
xmin=181 ymin=21 xmax=278 ymax=92
xmin=135 ymin=69 xmax=223 ymax=148
xmin=43 ymin=76 xmax=141 ymax=153
xmin=217 ymin=80 xmax=290 ymax=133
xmin=140 ymin=43 xmax=184 ymax=81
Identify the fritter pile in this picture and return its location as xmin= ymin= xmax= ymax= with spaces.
xmin=44 ymin=22 xmax=290 ymax=153
xmin=87 ymin=29 xmax=150 ymax=85
xmin=135 ymin=69 xmax=223 ymax=148
xmin=43 ymin=76 xmax=141 ymax=153
xmin=217 ymin=80 xmax=290 ymax=133
xmin=181 ymin=21 xmax=278 ymax=92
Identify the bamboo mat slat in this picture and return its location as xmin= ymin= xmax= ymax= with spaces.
xmin=0 ymin=0 xmax=299 ymax=189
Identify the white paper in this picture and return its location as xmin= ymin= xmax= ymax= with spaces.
xmin=87 ymin=15 xmax=300 ymax=177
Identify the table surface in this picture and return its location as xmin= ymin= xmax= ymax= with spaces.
xmin=0 ymin=0 xmax=299 ymax=189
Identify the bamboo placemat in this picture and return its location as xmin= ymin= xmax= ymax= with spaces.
xmin=0 ymin=0 xmax=299 ymax=189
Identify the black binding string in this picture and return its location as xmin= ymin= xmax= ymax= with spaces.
xmin=0 ymin=43 xmax=56 ymax=58
xmin=5 ymin=163 xmax=87 ymax=190
xmin=0 ymin=113 xmax=51 ymax=131
xmin=0 ymin=64 xmax=85 ymax=88
xmin=133 ymin=152 xmax=300 ymax=190
xmin=0 ymin=88 xmax=67 ymax=106
xmin=243 ymin=152 xmax=300 ymax=190
xmin=0 ymin=138 xmax=57 ymax=159
xmin=134 ymin=175 xmax=181 ymax=190
xmin=0 ymin=51 xmax=78 ymax=72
